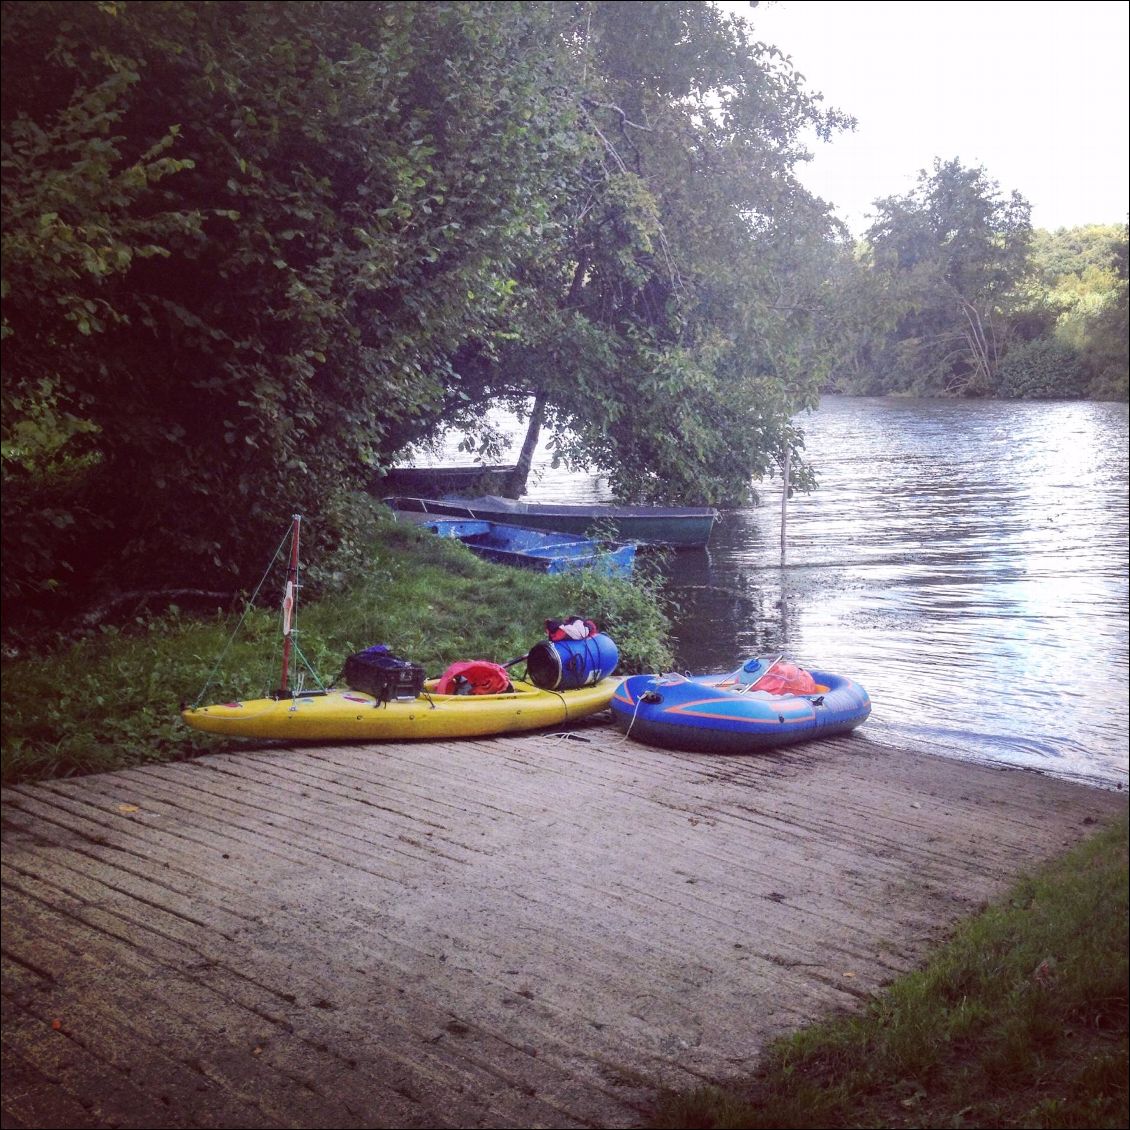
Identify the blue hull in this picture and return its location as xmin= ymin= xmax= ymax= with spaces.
xmin=420 ymin=517 xmax=636 ymax=576
xmin=386 ymin=495 xmax=717 ymax=548
xmin=611 ymin=668 xmax=871 ymax=753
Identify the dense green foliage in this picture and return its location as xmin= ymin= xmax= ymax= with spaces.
xmin=996 ymin=337 xmax=1085 ymax=400
xmin=1027 ymin=224 xmax=1129 ymax=400
xmin=651 ymin=809 xmax=1129 ymax=1129
xmin=0 ymin=499 xmax=673 ymax=784
xmin=826 ymin=159 xmax=1128 ymax=401
xmin=854 ymin=159 xmax=1034 ymax=396
xmin=1 ymin=0 xmax=847 ymax=638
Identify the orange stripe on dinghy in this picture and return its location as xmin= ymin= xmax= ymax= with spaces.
xmin=665 ymin=698 xmax=816 ymax=725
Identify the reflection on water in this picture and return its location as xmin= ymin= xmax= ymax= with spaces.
xmin=657 ymin=399 xmax=1128 ymax=790
xmin=432 ymin=397 xmax=1130 ymax=789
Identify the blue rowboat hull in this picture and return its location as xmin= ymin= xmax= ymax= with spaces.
xmin=385 ymin=495 xmax=717 ymax=548
xmin=610 ymin=668 xmax=871 ymax=753
xmin=420 ymin=517 xmax=636 ymax=576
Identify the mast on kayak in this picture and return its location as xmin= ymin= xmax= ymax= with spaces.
xmin=276 ymin=514 xmax=302 ymax=698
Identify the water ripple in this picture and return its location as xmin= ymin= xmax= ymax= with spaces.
xmin=655 ymin=397 xmax=1129 ymax=790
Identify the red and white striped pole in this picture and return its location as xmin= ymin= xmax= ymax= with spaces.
xmin=277 ymin=514 xmax=302 ymax=698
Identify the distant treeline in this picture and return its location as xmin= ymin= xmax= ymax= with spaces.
xmin=823 ymin=161 xmax=1128 ymax=402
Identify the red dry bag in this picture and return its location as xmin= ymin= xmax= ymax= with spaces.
xmin=435 ymin=660 xmax=513 ymax=696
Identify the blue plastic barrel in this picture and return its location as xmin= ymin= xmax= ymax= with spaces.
xmin=526 ymin=633 xmax=619 ymax=690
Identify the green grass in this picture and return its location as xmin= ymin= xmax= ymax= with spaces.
xmin=649 ymin=810 xmax=1129 ymax=1130
xmin=1 ymin=502 xmax=674 ymax=784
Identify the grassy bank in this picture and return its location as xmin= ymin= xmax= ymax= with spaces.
xmin=1 ymin=502 xmax=674 ymax=784
xmin=651 ymin=809 xmax=1129 ymax=1130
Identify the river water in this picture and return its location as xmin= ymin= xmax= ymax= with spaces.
xmin=424 ymin=396 xmax=1130 ymax=790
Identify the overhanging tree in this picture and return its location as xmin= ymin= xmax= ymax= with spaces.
xmin=3 ymin=0 xmax=850 ymax=633
xmin=441 ymin=1 xmax=852 ymax=503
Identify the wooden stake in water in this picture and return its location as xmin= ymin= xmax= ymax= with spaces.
xmin=780 ymin=447 xmax=790 ymax=552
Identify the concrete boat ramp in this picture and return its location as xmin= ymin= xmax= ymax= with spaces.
xmin=2 ymin=723 xmax=1125 ymax=1129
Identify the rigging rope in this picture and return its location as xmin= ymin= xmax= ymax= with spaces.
xmin=191 ymin=522 xmax=294 ymax=709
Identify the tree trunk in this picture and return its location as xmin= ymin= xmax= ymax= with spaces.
xmin=504 ymin=390 xmax=547 ymax=498
xmin=504 ymin=258 xmax=586 ymax=498
xmin=958 ymin=297 xmax=994 ymax=392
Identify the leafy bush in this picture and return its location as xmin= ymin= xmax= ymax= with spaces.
xmin=997 ymin=337 xmax=1086 ymax=399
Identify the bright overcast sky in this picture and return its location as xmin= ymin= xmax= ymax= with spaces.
xmin=722 ymin=0 xmax=1130 ymax=234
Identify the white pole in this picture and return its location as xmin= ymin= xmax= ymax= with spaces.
xmin=780 ymin=447 xmax=790 ymax=552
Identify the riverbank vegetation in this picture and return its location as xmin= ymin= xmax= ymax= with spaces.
xmin=1 ymin=0 xmax=847 ymax=641
xmin=826 ymin=168 xmax=1128 ymax=401
xmin=0 ymin=499 xmax=673 ymax=785
xmin=6 ymin=2 xmax=1125 ymax=647
xmin=4 ymin=2 xmax=1125 ymax=646
xmin=651 ymin=808 xmax=1129 ymax=1130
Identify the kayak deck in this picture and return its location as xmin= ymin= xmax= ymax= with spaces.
xmin=183 ymin=677 xmax=618 ymax=741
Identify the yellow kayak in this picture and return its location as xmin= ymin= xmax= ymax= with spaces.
xmin=182 ymin=677 xmax=618 ymax=741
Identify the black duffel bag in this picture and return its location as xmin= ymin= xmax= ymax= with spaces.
xmin=342 ymin=645 xmax=425 ymax=704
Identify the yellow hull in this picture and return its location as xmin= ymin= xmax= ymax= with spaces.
xmin=182 ymin=677 xmax=617 ymax=741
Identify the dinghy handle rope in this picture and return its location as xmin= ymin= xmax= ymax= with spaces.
xmin=618 ymin=680 xmax=653 ymax=744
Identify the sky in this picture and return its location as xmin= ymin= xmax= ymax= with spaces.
xmin=721 ymin=0 xmax=1130 ymax=234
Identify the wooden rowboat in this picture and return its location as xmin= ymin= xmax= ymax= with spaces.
xmin=386 ymin=495 xmax=717 ymax=548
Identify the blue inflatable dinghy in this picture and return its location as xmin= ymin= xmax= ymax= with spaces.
xmin=610 ymin=656 xmax=871 ymax=753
